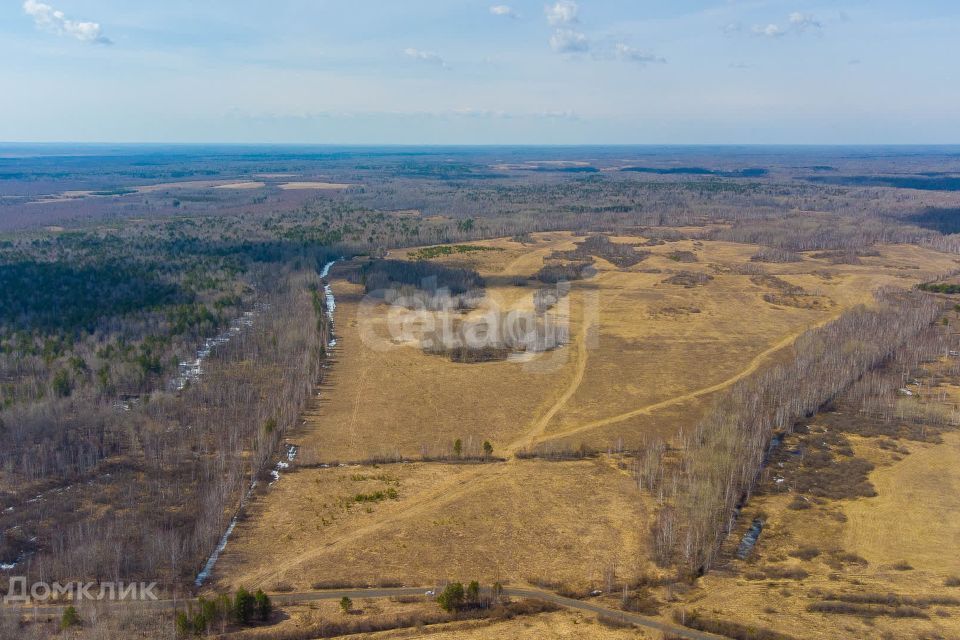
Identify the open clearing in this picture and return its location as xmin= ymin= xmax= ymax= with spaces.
xmin=278 ymin=181 xmax=352 ymax=190
xmin=844 ymin=431 xmax=960 ymax=573
xmin=217 ymin=231 xmax=958 ymax=635
xmin=212 ymin=181 xmax=266 ymax=189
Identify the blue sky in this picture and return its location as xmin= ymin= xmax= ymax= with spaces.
xmin=2 ymin=0 xmax=959 ymax=144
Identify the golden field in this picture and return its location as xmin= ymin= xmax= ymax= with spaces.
xmin=214 ymin=231 xmax=960 ymax=637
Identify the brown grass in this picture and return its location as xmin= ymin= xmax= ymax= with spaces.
xmin=215 ymin=232 xmax=960 ymax=637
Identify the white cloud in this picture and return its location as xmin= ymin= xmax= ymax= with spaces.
xmin=403 ymin=48 xmax=449 ymax=68
xmin=614 ymin=43 xmax=665 ymax=65
xmin=550 ymin=29 xmax=588 ymax=53
xmin=752 ymin=23 xmax=786 ymax=38
xmin=490 ymin=5 xmax=518 ymax=18
xmin=749 ymin=13 xmax=823 ymax=39
xmin=22 ymin=0 xmax=111 ymax=44
xmin=545 ymin=0 xmax=578 ymax=26
xmin=789 ymin=12 xmax=823 ymax=31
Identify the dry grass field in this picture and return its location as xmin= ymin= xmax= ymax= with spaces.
xmin=844 ymin=431 xmax=960 ymax=574
xmin=218 ymin=456 xmax=649 ymax=592
xmin=217 ymin=600 xmax=656 ymax=640
xmin=214 ymin=231 xmax=960 ymax=637
xmin=363 ymin=610 xmax=657 ymax=639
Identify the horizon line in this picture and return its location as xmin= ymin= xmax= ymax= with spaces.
xmin=3 ymin=142 xmax=960 ymax=148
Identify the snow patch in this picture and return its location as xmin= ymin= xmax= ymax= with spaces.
xmin=173 ymin=308 xmax=264 ymax=391
xmin=320 ymin=259 xmax=341 ymax=348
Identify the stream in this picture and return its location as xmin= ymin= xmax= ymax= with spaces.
xmin=172 ymin=309 xmax=259 ymax=392
xmin=194 ymin=259 xmax=339 ymax=587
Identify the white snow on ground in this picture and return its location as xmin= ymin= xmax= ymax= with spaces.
xmin=173 ymin=308 xmax=264 ymax=391
xmin=320 ymin=259 xmax=340 ymax=347
xmin=194 ymin=517 xmax=237 ymax=587
xmin=269 ymin=444 xmax=298 ymax=485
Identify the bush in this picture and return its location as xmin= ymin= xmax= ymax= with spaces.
xmin=61 ymin=605 xmax=81 ymax=630
xmin=255 ymin=589 xmax=272 ymax=621
xmin=437 ymin=582 xmax=465 ymax=612
xmin=175 ymin=611 xmax=192 ymax=637
xmin=945 ymin=576 xmax=960 ymax=587
xmin=339 ymin=596 xmax=352 ymax=614
xmin=751 ymin=247 xmax=802 ymax=263
xmin=662 ymin=271 xmax=713 ymax=287
xmin=234 ymin=587 xmax=257 ymax=625
xmin=674 ymin=609 xmax=796 ymax=639
xmin=667 ymin=250 xmax=698 ymax=263
xmin=808 ymin=601 xmax=928 ymax=619
xmin=466 ymin=580 xmax=480 ymax=603
xmin=788 ymin=546 xmax=821 ymax=561
xmin=52 ymin=369 xmax=73 ymax=398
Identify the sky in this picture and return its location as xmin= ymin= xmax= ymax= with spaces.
xmin=2 ymin=0 xmax=959 ymax=144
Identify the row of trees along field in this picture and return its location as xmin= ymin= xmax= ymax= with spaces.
xmin=649 ymin=288 xmax=944 ymax=575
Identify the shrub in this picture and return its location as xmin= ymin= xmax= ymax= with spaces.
xmin=437 ymin=582 xmax=465 ymax=612
xmin=339 ymin=596 xmax=352 ymax=614
xmin=751 ymin=248 xmax=803 ymax=263
xmin=466 ymin=580 xmax=480 ymax=603
xmin=808 ymin=601 xmax=928 ymax=619
xmin=255 ymin=589 xmax=272 ymax=621
xmin=674 ymin=609 xmax=796 ymax=639
xmin=52 ymin=369 xmax=72 ymax=398
xmin=788 ymin=546 xmax=821 ymax=561
xmin=234 ymin=587 xmax=257 ymax=625
xmin=175 ymin=611 xmax=192 ymax=637
xmin=762 ymin=566 xmax=809 ymax=580
xmin=61 ymin=605 xmax=81 ymax=630
xmin=945 ymin=576 xmax=960 ymax=587
xmin=667 ymin=250 xmax=698 ymax=263
xmin=662 ymin=271 xmax=713 ymax=287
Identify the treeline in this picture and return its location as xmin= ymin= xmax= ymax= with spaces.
xmin=353 ymin=259 xmax=484 ymax=295
xmin=919 ymin=282 xmax=960 ymax=294
xmin=837 ymin=313 xmax=960 ymax=437
xmin=551 ymin=235 xmax=650 ymax=268
xmin=651 ymin=289 xmax=943 ymax=574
